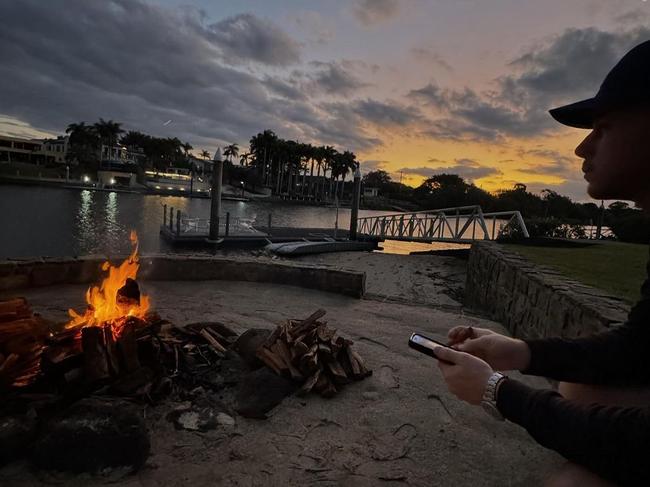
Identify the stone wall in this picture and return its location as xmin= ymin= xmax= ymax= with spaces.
xmin=0 ymin=255 xmax=366 ymax=298
xmin=464 ymin=241 xmax=630 ymax=339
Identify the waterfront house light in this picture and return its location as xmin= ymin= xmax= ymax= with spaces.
xmin=110 ymin=178 xmax=116 ymax=185
xmin=155 ymin=186 xmax=161 ymax=189
xmin=83 ymin=175 xmax=90 ymax=183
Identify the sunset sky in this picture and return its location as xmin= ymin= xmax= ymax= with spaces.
xmin=2 ymin=0 xmax=650 ymax=201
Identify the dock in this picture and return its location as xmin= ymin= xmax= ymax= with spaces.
xmin=159 ymin=205 xmax=380 ymax=249
xmin=160 ymin=223 xmax=380 ymax=249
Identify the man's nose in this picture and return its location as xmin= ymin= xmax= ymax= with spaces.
xmin=575 ymin=131 xmax=595 ymax=159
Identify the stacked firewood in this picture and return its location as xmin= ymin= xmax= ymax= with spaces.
xmin=0 ymin=297 xmax=48 ymax=388
xmin=256 ymin=309 xmax=371 ymax=398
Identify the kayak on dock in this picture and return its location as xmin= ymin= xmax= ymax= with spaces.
xmin=266 ymin=240 xmax=378 ymax=256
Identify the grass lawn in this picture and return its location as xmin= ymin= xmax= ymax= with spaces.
xmin=503 ymin=241 xmax=649 ymax=304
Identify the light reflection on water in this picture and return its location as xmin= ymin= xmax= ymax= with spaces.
xmin=1 ymin=184 xmax=470 ymax=258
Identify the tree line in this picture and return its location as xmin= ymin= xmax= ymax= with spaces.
xmin=363 ymin=170 xmax=650 ymax=243
xmin=64 ymin=123 xmax=360 ymax=201
xmin=65 ymin=119 xmax=193 ymax=171
xmin=245 ymin=130 xmax=358 ymax=201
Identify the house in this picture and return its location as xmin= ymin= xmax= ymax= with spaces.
xmin=0 ymin=135 xmax=44 ymax=164
xmin=41 ymin=136 xmax=69 ymax=164
xmin=363 ymin=186 xmax=379 ymax=197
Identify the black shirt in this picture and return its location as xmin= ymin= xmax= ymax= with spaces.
xmin=496 ymin=249 xmax=650 ymax=486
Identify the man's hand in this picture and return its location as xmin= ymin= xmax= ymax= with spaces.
xmin=434 ymin=347 xmax=493 ymax=405
xmin=447 ymin=326 xmax=531 ymax=371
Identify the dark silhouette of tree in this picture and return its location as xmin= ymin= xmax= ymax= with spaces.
xmin=223 ymin=143 xmax=239 ymax=164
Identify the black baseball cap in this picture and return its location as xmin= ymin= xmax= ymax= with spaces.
xmin=549 ymin=40 xmax=650 ymax=129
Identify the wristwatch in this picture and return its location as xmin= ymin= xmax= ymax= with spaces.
xmin=481 ymin=372 xmax=506 ymax=420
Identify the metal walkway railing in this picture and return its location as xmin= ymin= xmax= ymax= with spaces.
xmin=357 ymin=205 xmax=529 ymax=243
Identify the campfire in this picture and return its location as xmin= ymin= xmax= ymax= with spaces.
xmin=66 ymin=230 xmax=150 ymax=339
xmin=0 ymin=232 xmax=373 ymax=473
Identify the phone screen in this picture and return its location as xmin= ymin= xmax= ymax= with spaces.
xmin=411 ymin=334 xmax=446 ymax=350
xmin=408 ymin=333 xmax=452 ymax=361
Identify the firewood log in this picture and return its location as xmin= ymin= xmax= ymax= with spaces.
xmin=0 ymin=353 xmax=19 ymax=376
xmin=0 ymin=311 xmax=31 ymax=323
xmin=0 ymin=318 xmax=41 ymax=338
xmin=290 ymin=340 xmax=309 ymax=362
xmin=317 ymin=343 xmax=332 ymax=357
xmin=317 ymin=325 xmax=336 ymax=343
xmin=272 ymin=341 xmax=303 ymax=380
xmin=325 ymin=358 xmax=350 ymax=385
xmin=199 ymin=329 xmax=226 ymax=355
xmin=81 ymin=326 xmax=110 ymax=383
xmin=345 ymin=346 xmax=362 ymax=378
xmin=298 ymin=368 xmax=321 ymax=395
xmin=263 ymin=325 xmax=283 ymax=348
xmin=289 ymin=309 xmax=326 ymax=337
xmin=348 ymin=348 xmax=372 ymax=379
xmin=0 ymin=298 xmax=27 ymax=315
xmin=204 ymin=327 xmax=233 ymax=348
xmin=116 ymin=322 xmax=141 ymax=373
xmin=256 ymin=347 xmax=285 ymax=375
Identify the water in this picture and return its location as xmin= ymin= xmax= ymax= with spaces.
xmin=0 ymin=184 xmax=468 ymax=258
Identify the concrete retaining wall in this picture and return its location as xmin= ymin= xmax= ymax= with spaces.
xmin=0 ymin=255 xmax=366 ymax=298
xmin=464 ymin=241 xmax=630 ymax=339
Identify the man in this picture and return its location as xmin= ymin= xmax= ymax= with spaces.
xmin=433 ymin=40 xmax=650 ymax=486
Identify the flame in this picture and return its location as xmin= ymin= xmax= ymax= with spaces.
xmin=66 ymin=230 xmax=150 ymax=338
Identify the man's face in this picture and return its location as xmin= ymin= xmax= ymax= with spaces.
xmin=575 ymin=107 xmax=650 ymax=204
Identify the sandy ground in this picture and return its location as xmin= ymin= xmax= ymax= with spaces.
xmin=0 ymin=252 xmax=562 ymax=486
xmin=290 ymin=251 xmax=467 ymax=308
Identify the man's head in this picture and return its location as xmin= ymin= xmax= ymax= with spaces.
xmin=550 ymin=40 xmax=650 ymax=207
xmin=575 ymin=106 xmax=650 ymax=203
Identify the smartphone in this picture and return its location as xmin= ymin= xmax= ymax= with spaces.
xmin=408 ymin=333 xmax=451 ymax=361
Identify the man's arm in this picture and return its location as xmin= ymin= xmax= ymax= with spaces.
xmin=523 ymin=265 xmax=650 ymax=385
xmin=498 ymin=378 xmax=650 ymax=486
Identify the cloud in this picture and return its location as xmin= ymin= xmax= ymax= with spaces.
xmin=0 ymin=0 xmax=381 ymax=153
xmin=352 ymin=0 xmax=401 ymax=26
xmin=360 ymin=160 xmax=389 ymax=173
xmin=410 ymin=26 xmax=650 ymax=142
xmin=515 ymin=148 xmax=580 ymax=178
xmin=306 ymin=61 xmax=369 ymax=96
xmin=410 ymin=48 xmax=452 ymax=71
xmin=420 ymin=118 xmax=502 ymax=142
xmin=263 ymin=76 xmax=307 ymax=101
xmin=207 ymin=13 xmax=301 ymax=66
xmin=397 ymin=158 xmax=502 ymax=182
xmin=352 ymin=99 xmax=421 ymax=126
xmin=408 ymin=82 xmax=448 ymax=109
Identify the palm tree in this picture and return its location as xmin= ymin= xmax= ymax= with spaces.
xmin=322 ymin=145 xmax=337 ymax=201
xmin=201 ymin=150 xmax=210 ymax=160
xmin=312 ymin=146 xmax=324 ymax=201
xmin=223 ymin=143 xmax=239 ymax=164
xmin=332 ymin=150 xmax=357 ymax=199
xmin=181 ymin=142 xmax=193 ymax=160
xmin=249 ymin=130 xmax=278 ymax=188
xmin=239 ymin=152 xmax=251 ymax=166
xmin=66 ymin=122 xmax=100 ymax=167
xmin=94 ymin=118 xmax=124 ymax=160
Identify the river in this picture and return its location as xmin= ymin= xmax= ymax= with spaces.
xmin=0 ymin=184 xmax=469 ymax=258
